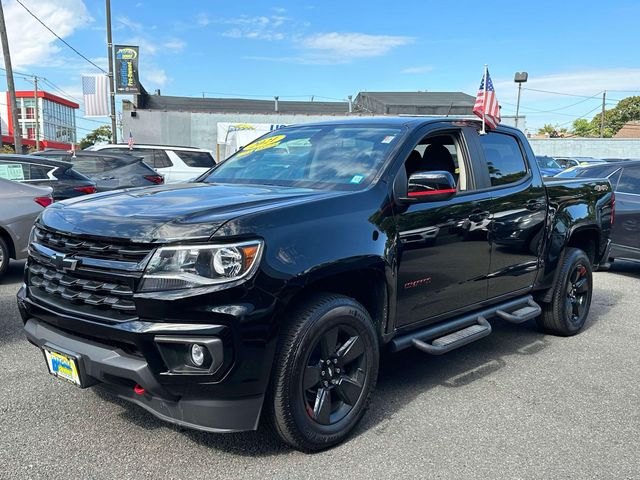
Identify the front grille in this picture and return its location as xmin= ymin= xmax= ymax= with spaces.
xmin=34 ymin=226 xmax=153 ymax=263
xmin=28 ymin=258 xmax=138 ymax=323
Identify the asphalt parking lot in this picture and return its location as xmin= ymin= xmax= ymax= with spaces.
xmin=0 ymin=261 xmax=639 ymax=479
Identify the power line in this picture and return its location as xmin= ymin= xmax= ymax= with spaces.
xmin=521 ymin=87 xmax=601 ymax=99
xmin=14 ymin=0 xmax=106 ymax=74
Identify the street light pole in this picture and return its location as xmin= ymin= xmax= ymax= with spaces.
xmin=514 ymin=71 xmax=528 ymax=130
xmin=0 ymin=0 xmax=22 ymax=152
xmin=106 ymin=0 xmax=117 ymax=143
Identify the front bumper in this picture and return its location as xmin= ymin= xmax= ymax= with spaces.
xmin=23 ymin=317 xmax=264 ymax=433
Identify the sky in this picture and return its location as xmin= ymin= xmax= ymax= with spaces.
xmin=2 ymin=0 xmax=640 ymax=138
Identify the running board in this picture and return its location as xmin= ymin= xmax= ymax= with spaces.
xmin=495 ymin=298 xmax=541 ymax=324
xmin=412 ymin=316 xmax=491 ymax=355
xmin=390 ymin=295 xmax=542 ymax=354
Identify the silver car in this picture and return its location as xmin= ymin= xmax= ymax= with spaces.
xmin=0 ymin=178 xmax=53 ymax=277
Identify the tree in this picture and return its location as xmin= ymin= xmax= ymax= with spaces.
xmin=586 ymin=96 xmax=640 ymax=137
xmin=537 ymin=124 xmax=568 ymax=137
xmin=571 ymin=118 xmax=596 ymax=137
xmin=79 ymin=125 xmax=112 ymax=149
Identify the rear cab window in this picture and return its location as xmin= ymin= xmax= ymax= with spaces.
xmin=478 ymin=132 xmax=528 ymax=186
xmin=175 ymin=150 xmax=216 ymax=168
xmin=617 ymin=166 xmax=640 ymax=194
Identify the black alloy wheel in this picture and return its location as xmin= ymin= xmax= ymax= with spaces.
xmin=267 ymin=294 xmax=379 ymax=451
xmin=537 ymin=247 xmax=593 ymax=336
xmin=565 ymin=263 xmax=590 ymax=325
xmin=302 ymin=324 xmax=368 ymax=426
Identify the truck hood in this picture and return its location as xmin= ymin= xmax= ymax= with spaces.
xmin=40 ymin=182 xmax=340 ymax=242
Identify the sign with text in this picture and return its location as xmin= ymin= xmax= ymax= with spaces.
xmin=114 ymin=45 xmax=140 ymax=94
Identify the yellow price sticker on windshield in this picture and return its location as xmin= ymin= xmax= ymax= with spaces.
xmin=236 ymin=135 xmax=286 ymax=157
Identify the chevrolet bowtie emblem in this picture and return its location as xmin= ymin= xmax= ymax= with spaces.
xmin=51 ymin=253 xmax=79 ymax=272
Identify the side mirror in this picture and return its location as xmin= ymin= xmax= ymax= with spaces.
xmin=401 ymin=171 xmax=457 ymax=203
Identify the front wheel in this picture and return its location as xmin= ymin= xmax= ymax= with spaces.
xmin=267 ymin=294 xmax=379 ymax=451
xmin=537 ymin=247 xmax=593 ymax=336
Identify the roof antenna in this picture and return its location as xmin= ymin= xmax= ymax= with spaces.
xmin=445 ymin=102 xmax=453 ymax=117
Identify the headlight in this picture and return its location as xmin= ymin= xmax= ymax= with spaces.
xmin=139 ymin=240 xmax=263 ymax=292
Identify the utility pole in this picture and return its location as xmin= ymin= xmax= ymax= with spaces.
xmin=105 ymin=0 xmax=117 ymax=143
xmin=34 ymin=76 xmax=40 ymax=150
xmin=600 ymin=91 xmax=606 ymax=138
xmin=0 ymin=0 xmax=22 ymax=152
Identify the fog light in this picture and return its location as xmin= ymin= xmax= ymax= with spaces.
xmin=190 ymin=344 xmax=205 ymax=367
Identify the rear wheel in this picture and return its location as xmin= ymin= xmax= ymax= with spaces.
xmin=537 ymin=247 xmax=592 ymax=336
xmin=0 ymin=237 xmax=10 ymax=277
xmin=267 ymin=294 xmax=379 ymax=451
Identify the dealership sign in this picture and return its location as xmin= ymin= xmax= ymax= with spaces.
xmin=114 ymin=45 xmax=140 ymax=94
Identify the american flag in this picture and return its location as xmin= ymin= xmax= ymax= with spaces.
xmin=473 ymin=69 xmax=501 ymax=130
xmin=127 ymin=131 xmax=134 ymax=149
xmin=82 ymin=75 xmax=109 ymax=117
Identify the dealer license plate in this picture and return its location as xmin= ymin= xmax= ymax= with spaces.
xmin=44 ymin=348 xmax=81 ymax=386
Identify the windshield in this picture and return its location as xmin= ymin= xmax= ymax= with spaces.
xmin=203 ymin=125 xmax=404 ymax=190
xmin=536 ymin=156 xmax=561 ymax=169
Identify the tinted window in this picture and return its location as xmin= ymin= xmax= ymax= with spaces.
xmin=574 ymin=165 xmax=621 ymax=179
xmin=204 ymin=125 xmax=403 ymax=190
xmin=71 ymin=158 xmax=104 ymax=174
xmin=176 ymin=150 xmax=215 ymax=168
xmin=479 ymin=133 xmax=528 ymax=186
xmin=617 ymin=166 xmax=640 ymax=194
xmin=153 ymin=150 xmax=173 ymax=168
xmin=28 ymin=164 xmax=55 ymax=180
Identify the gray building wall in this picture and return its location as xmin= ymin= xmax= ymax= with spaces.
xmin=529 ymin=138 xmax=640 ymax=158
xmin=122 ymin=108 xmax=522 ymax=156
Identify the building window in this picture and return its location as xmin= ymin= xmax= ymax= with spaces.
xmin=26 ymin=107 xmax=35 ymax=119
xmin=27 ymin=127 xmax=35 ymax=139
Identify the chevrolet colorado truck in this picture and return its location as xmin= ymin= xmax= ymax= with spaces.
xmin=18 ymin=118 xmax=614 ymax=451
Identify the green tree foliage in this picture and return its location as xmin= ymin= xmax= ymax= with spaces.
xmin=537 ymin=124 xmax=568 ymax=137
xmin=571 ymin=118 xmax=597 ymax=137
xmin=571 ymin=96 xmax=640 ymax=138
xmin=79 ymin=125 xmax=112 ymax=149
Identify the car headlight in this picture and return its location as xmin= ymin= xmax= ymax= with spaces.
xmin=139 ymin=240 xmax=263 ymax=292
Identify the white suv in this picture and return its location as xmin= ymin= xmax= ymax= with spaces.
xmin=86 ymin=144 xmax=216 ymax=183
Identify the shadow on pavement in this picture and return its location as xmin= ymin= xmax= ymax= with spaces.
xmin=99 ymin=305 xmax=610 ymax=457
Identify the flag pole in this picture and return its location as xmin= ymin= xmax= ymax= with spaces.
xmin=481 ymin=64 xmax=488 ymax=135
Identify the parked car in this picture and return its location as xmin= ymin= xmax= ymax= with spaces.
xmin=535 ymin=155 xmax=564 ymax=176
xmin=86 ymin=144 xmax=216 ymax=183
xmin=556 ymin=160 xmax=640 ymax=263
xmin=19 ymin=118 xmax=613 ymax=451
xmin=0 ymin=154 xmax=96 ymax=201
xmin=0 ymin=178 xmax=52 ymax=277
xmin=554 ymin=156 xmax=606 ymax=169
xmin=33 ymin=150 xmax=163 ymax=192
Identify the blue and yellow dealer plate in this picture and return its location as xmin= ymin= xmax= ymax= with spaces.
xmin=44 ymin=349 xmax=81 ymax=386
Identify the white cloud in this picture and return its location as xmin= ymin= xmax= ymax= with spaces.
xmin=143 ymin=68 xmax=168 ymax=87
xmin=115 ymin=15 xmax=143 ymax=32
xmin=221 ymin=15 xmax=292 ymax=41
xmin=494 ymin=68 xmax=640 ymax=103
xmin=0 ymin=0 xmax=92 ymax=69
xmin=302 ymin=33 xmax=413 ymax=63
xmin=163 ymin=39 xmax=186 ymax=52
xmin=401 ymin=65 xmax=434 ymax=74
xmin=197 ymin=13 xmax=210 ymax=26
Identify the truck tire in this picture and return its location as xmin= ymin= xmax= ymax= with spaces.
xmin=267 ymin=293 xmax=379 ymax=451
xmin=537 ymin=247 xmax=593 ymax=336
xmin=0 ymin=236 xmax=9 ymax=277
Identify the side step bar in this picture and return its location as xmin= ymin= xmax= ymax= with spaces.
xmin=412 ymin=316 xmax=491 ymax=355
xmin=495 ymin=298 xmax=542 ymax=324
xmin=390 ymin=295 xmax=541 ymax=355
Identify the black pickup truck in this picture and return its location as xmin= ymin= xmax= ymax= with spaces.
xmin=18 ymin=118 xmax=614 ymax=451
